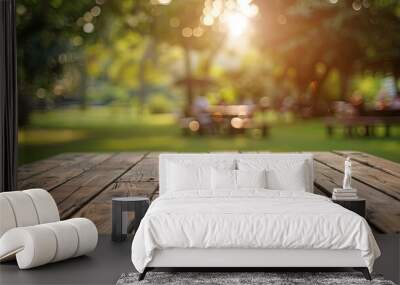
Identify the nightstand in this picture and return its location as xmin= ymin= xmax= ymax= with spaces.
xmin=332 ymin=198 xmax=366 ymax=218
xmin=112 ymin=197 xmax=150 ymax=242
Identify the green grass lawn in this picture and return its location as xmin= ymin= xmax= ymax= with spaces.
xmin=18 ymin=106 xmax=400 ymax=164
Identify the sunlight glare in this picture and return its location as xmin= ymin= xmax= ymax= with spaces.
xmin=158 ymin=0 xmax=172 ymax=5
xmin=225 ymin=12 xmax=248 ymax=38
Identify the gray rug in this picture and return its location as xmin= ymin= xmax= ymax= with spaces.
xmin=116 ymin=272 xmax=395 ymax=285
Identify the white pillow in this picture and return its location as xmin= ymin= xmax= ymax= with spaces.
xmin=168 ymin=162 xmax=211 ymax=191
xmin=267 ymin=167 xmax=307 ymax=192
xmin=238 ymin=159 xmax=309 ymax=192
xmin=166 ymin=159 xmax=236 ymax=193
xmin=236 ymin=169 xmax=267 ymax=189
xmin=211 ymin=169 xmax=267 ymax=191
xmin=211 ymin=169 xmax=236 ymax=190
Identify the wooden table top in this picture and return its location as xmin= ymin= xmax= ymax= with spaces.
xmin=17 ymin=151 xmax=400 ymax=234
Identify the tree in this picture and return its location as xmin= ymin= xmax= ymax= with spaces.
xmin=16 ymin=0 xmax=110 ymax=124
xmin=255 ymin=0 xmax=400 ymax=114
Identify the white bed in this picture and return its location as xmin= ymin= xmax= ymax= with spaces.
xmin=131 ymin=153 xmax=380 ymax=280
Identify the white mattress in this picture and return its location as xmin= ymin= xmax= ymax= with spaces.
xmin=131 ymin=191 xmax=380 ymax=273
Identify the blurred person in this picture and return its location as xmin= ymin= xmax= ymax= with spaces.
xmin=192 ymin=94 xmax=209 ymax=113
xmin=390 ymin=92 xmax=400 ymax=110
xmin=350 ymin=91 xmax=365 ymax=115
xmin=333 ymin=101 xmax=356 ymax=118
xmin=192 ymin=95 xmax=213 ymax=134
xmin=281 ymin=96 xmax=296 ymax=113
xmin=375 ymin=89 xmax=390 ymax=110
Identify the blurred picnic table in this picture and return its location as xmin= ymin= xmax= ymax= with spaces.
xmin=325 ymin=102 xmax=400 ymax=138
xmin=181 ymin=104 xmax=269 ymax=137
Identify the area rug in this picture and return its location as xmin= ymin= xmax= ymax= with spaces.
xmin=116 ymin=272 xmax=395 ymax=285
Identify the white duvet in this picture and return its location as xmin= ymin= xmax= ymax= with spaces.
xmin=131 ymin=190 xmax=380 ymax=273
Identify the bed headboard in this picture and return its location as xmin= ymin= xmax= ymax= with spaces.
xmin=159 ymin=153 xmax=314 ymax=195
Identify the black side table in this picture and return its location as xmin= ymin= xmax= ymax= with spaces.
xmin=112 ymin=197 xmax=150 ymax=242
xmin=332 ymin=198 xmax=366 ymax=218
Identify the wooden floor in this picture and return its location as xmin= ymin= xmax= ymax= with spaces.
xmin=17 ymin=151 xmax=400 ymax=234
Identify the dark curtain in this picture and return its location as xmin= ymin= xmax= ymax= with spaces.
xmin=0 ymin=0 xmax=17 ymax=192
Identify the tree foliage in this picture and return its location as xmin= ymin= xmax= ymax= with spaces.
xmin=16 ymin=0 xmax=400 ymax=124
xmin=254 ymin=0 xmax=400 ymax=113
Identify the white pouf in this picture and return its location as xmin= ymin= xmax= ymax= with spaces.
xmin=0 ymin=195 xmax=17 ymax=237
xmin=0 ymin=189 xmax=98 ymax=269
xmin=65 ymin=218 xmax=98 ymax=257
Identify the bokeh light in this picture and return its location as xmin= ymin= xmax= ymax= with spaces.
xmin=352 ymin=1 xmax=362 ymax=11
xmin=83 ymin=23 xmax=94 ymax=33
xmin=231 ymin=117 xmax=243 ymax=129
xmin=182 ymin=27 xmax=193 ymax=37
xmin=202 ymin=15 xmax=214 ymax=26
xmin=193 ymin=27 xmax=204 ymax=37
xmin=189 ymin=120 xmax=200 ymax=132
xmin=84 ymin=12 xmax=93 ymax=22
xmin=90 ymin=6 xmax=101 ymax=17
xmin=169 ymin=17 xmax=180 ymax=28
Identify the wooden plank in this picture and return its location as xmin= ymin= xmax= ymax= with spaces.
xmin=314 ymin=152 xmax=400 ymax=201
xmin=75 ymin=202 xmax=113 ymax=234
xmin=56 ymin=153 xmax=145 ymax=219
xmin=334 ymin=151 xmax=400 ymax=179
xmin=17 ymin=153 xmax=95 ymax=181
xmin=53 ymin=170 xmax=125 ymax=210
xmin=73 ymin=153 xmax=159 ymax=234
xmin=87 ymin=181 xmax=158 ymax=203
xmin=118 ymin=156 xmax=158 ymax=182
xmin=17 ymin=153 xmax=112 ymax=191
xmin=18 ymin=160 xmax=61 ymax=181
xmin=314 ymin=160 xmax=400 ymax=234
xmin=94 ymin=152 xmax=146 ymax=170
xmin=151 ymin=189 xmax=160 ymax=201
xmin=313 ymin=185 xmax=328 ymax=197
xmin=18 ymin=151 xmax=400 ymax=236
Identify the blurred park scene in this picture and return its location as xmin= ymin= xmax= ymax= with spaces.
xmin=17 ymin=0 xmax=400 ymax=164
